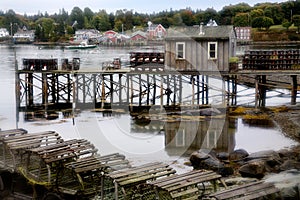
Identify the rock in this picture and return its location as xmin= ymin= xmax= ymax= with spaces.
xmin=196 ymin=156 xmax=224 ymax=171
xmin=218 ymin=166 xmax=234 ymax=177
xmin=280 ymin=160 xmax=300 ymax=171
xmin=224 ymin=177 xmax=258 ymax=186
xmin=190 ymin=150 xmax=226 ymax=172
xmin=217 ymin=152 xmax=229 ymax=161
xmin=239 ymin=160 xmax=266 ymax=179
xmin=246 ymin=150 xmax=282 ymax=168
xmin=277 ymin=148 xmax=298 ymax=160
xmin=229 ymin=149 xmax=249 ymax=161
xmin=246 ymin=150 xmax=280 ymax=161
xmin=264 ymin=169 xmax=300 ymax=199
xmin=190 ymin=151 xmax=210 ymax=167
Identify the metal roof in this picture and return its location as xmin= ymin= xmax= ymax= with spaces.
xmin=166 ymin=25 xmax=235 ymax=40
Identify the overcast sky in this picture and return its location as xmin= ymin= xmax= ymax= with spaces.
xmin=1 ymin=0 xmax=287 ymax=15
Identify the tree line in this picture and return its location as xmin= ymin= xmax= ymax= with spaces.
xmin=1 ymin=1 xmax=300 ymax=42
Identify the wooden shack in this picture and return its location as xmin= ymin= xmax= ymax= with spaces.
xmin=165 ymin=24 xmax=237 ymax=72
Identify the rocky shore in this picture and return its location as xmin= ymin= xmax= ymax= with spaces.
xmin=188 ymin=105 xmax=300 ymax=199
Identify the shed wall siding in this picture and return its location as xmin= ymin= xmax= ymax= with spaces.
xmin=165 ymin=39 xmax=231 ymax=72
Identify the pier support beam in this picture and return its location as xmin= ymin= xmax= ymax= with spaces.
xmin=291 ymin=75 xmax=297 ymax=105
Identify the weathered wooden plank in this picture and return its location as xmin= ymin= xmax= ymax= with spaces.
xmin=165 ymin=174 xmax=222 ymax=192
xmin=30 ymin=139 xmax=79 ymax=153
xmin=3 ymin=131 xmax=57 ymax=142
xmin=151 ymin=170 xmax=208 ymax=188
xmin=234 ymin=186 xmax=280 ymax=200
xmin=108 ymin=162 xmax=168 ymax=179
xmin=8 ymin=138 xmax=63 ymax=149
xmin=209 ymin=181 xmax=278 ymax=200
xmin=170 ymin=187 xmax=199 ymax=199
xmin=116 ymin=166 xmax=174 ymax=183
xmin=0 ymin=128 xmax=27 ymax=138
xmin=118 ymin=169 xmax=176 ymax=187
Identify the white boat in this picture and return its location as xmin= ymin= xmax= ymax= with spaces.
xmin=65 ymin=41 xmax=97 ymax=49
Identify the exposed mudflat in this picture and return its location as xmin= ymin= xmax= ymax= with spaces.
xmin=271 ymin=105 xmax=300 ymax=143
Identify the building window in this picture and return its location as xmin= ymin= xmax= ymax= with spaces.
xmin=176 ymin=42 xmax=185 ymax=59
xmin=208 ymin=42 xmax=218 ymax=59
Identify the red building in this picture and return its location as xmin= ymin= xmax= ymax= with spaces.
xmin=147 ymin=23 xmax=167 ymax=40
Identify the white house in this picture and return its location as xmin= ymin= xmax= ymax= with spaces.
xmin=73 ymin=29 xmax=101 ymax=43
xmin=13 ymin=26 xmax=35 ymax=44
xmin=0 ymin=28 xmax=9 ymax=38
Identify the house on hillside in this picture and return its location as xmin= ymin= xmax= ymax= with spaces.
xmin=73 ymin=29 xmax=101 ymax=44
xmin=0 ymin=28 xmax=9 ymax=38
xmin=147 ymin=23 xmax=167 ymax=40
xmin=130 ymin=30 xmax=148 ymax=45
xmin=164 ymin=24 xmax=237 ymax=72
xmin=13 ymin=26 xmax=35 ymax=44
xmin=101 ymin=30 xmax=130 ymax=45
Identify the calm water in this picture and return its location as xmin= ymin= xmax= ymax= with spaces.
xmin=0 ymin=44 xmax=297 ymax=168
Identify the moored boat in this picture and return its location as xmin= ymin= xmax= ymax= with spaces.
xmin=65 ymin=40 xmax=97 ymax=49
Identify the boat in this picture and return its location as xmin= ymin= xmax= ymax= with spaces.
xmin=65 ymin=40 xmax=97 ymax=49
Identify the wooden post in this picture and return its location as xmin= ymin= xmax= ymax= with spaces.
xmin=114 ymin=180 xmax=119 ymax=200
xmin=42 ymin=73 xmax=48 ymax=105
xmin=27 ymin=73 xmax=34 ymax=106
xmin=146 ymin=74 xmax=150 ymax=106
xmin=227 ymin=76 xmax=230 ymax=105
xmin=179 ymin=75 xmax=182 ymax=105
xmin=255 ymin=75 xmax=259 ymax=108
xmin=82 ymin=75 xmax=86 ymax=104
xmin=93 ymin=74 xmax=96 ymax=106
xmin=192 ymin=75 xmax=195 ymax=106
xmin=130 ymin=75 xmax=133 ymax=108
xmin=173 ymin=75 xmax=176 ymax=105
xmin=110 ymin=74 xmax=114 ymax=105
xmin=166 ymin=75 xmax=170 ymax=105
xmin=222 ymin=77 xmax=226 ymax=105
xmin=101 ymin=75 xmax=106 ymax=108
xmin=260 ymin=75 xmax=266 ymax=107
xmin=51 ymin=74 xmax=56 ymax=103
xmin=139 ymin=74 xmax=142 ymax=106
xmin=291 ymin=75 xmax=297 ymax=105
xmin=202 ymin=75 xmax=205 ymax=104
xmin=160 ymin=75 xmax=164 ymax=109
xmin=126 ymin=74 xmax=130 ymax=104
xmin=153 ymin=74 xmax=156 ymax=105
xmin=72 ymin=74 xmax=76 ymax=125
xmin=205 ymin=75 xmax=209 ymax=104
xmin=196 ymin=75 xmax=199 ymax=105
xmin=67 ymin=74 xmax=71 ymax=103
xmin=232 ymin=75 xmax=237 ymax=106
xmin=119 ymin=74 xmax=122 ymax=106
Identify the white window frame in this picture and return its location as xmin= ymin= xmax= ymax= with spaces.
xmin=208 ymin=42 xmax=218 ymax=60
xmin=176 ymin=42 xmax=185 ymax=59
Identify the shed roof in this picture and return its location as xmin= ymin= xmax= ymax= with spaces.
xmin=166 ymin=25 xmax=235 ymax=40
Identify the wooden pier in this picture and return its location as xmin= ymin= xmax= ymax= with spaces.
xmin=14 ymin=49 xmax=300 ymax=119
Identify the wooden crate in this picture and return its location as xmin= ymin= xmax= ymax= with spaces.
xmin=148 ymin=170 xmax=227 ymax=200
xmin=207 ymin=180 xmax=280 ymax=200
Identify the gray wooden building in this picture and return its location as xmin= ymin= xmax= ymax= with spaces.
xmin=164 ymin=24 xmax=237 ymax=72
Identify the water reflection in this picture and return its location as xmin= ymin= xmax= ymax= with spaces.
xmin=165 ymin=117 xmax=237 ymax=154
